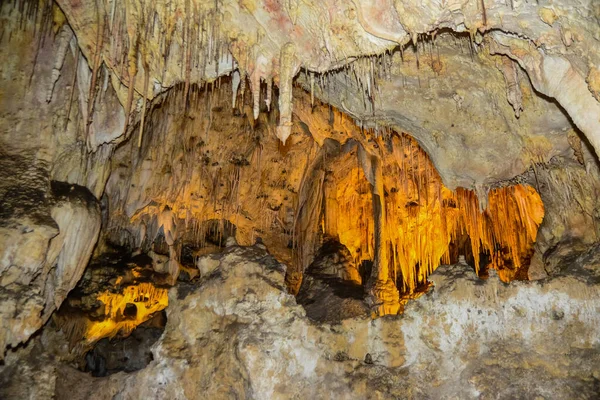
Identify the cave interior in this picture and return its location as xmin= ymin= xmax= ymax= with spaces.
xmin=1 ymin=0 xmax=600 ymax=398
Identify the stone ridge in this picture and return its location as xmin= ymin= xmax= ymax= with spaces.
xmin=20 ymin=244 xmax=597 ymax=400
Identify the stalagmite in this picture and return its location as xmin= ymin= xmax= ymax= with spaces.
xmin=369 ymin=155 xmax=389 ymax=280
xmin=356 ymin=144 xmax=400 ymax=315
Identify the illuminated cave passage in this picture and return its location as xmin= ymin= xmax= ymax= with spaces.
xmin=319 ymin=136 xmax=544 ymax=289
xmin=294 ymin=132 xmax=544 ymax=318
xmin=2 ymin=1 xmax=600 ymax=398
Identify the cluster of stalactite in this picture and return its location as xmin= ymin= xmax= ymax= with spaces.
xmin=330 ymin=134 xmax=544 ymax=294
xmin=55 ymin=282 xmax=168 ymax=351
xmin=103 ymin=82 xmax=305 ymax=264
xmin=86 ymin=283 xmax=168 ymax=343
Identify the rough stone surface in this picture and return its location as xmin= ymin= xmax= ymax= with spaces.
xmin=303 ymin=237 xmax=363 ymax=284
xmin=84 ymin=317 xmax=165 ymax=376
xmin=297 ymin=238 xmax=369 ymax=322
xmin=0 ymin=180 xmax=100 ymax=355
xmin=2 ymin=1 xmax=600 ymax=396
xmin=1 ymin=3 xmax=110 ymax=353
xmin=4 ymin=245 xmax=597 ymax=399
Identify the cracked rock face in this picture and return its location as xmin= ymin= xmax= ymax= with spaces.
xmin=4 ymin=244 xmax=599 ymax=399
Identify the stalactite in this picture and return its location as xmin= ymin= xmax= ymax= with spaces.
xmin=231 ymin=69 xmax=240 ymax=109
xmin=54 ymin=282 xmax=168 ymax=351
xmin=265 ymin=78 xmax=272 ymax=111
xmin=86 ymin=6 xmax=106 ymax=138
xmin=64 ymin=45 xmax=79 ymax=129
xmin=276 ymin=43 xmax=298 ymax=144
xmin=331 ymin=134 xmax=544 ymax=296
xmin=183 ymin=0 xmax=192 ymax=107
xmin=480 ymin=0 xmax=488 ymax=26
xmin=138 ymin=64 xmax=150 ymax=148
xmin=250 ymin=56 xmax=265 ymax=120
xmin=27 ymin=0 xmax=52 ymax=87
xmin=123 ymin=8 xmax=139 ymax=137
xmin=86 ymin=282 xmax=168 ymax=344
xmin=310 ymin=72 xmax=315 ymax=108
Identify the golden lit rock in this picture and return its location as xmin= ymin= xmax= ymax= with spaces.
xmin=85 ymin=283 xmax=168 ymax=344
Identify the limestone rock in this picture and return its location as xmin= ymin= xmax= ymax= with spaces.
xmin=0 ymin=180 xmax=100 ymax=356
xmin=43 ymin=182 xmax=102 ymax=317
xmin=305 ymin=238 xmax=362 ymax=284
xmin=297 ymin=238 xmax=369 ymax=323
xmin=196 ymin=255 xmax=221 ymax=277
xmin=2 ymin=2 xmax=600 ymax=398
xmin=10 ymin=245 xmax=594 ymax=399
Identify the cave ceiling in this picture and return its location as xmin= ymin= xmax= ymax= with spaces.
xmin=46 ymin=0 xmax=600 ymax=189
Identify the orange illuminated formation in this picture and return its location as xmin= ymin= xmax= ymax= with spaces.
xmin=85 ymin=283 xmax=169 ymax=343
xmin=330 ymin=134 xmax=544 ymax=294
xmin=56 ymin=283 xmax=168 ymax=350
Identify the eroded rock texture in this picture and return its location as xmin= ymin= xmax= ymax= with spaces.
xmin=0 ymin=175 xmax=100 ymax=356
xmin=1 ymin=0 xmax=600 ymax=397
xmin=2 ymin=244 xmax=599 ymax=399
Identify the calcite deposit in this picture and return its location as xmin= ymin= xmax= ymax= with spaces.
xmin=1 ymin=0 xmax=600 ymax=398
xmin=2 ymin=244 xmax=600 ymax=399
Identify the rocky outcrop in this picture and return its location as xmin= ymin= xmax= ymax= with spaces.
xmin=0 ymin=179 xmax=100 ymax=356
xmin=0 ymin=3 xmax=118 ymax=354
xmin=302 ymin=238 xmax=362 ymax=284
xmin=524 ymin=158 xmax=600 ymax=280
xmin=403 ymin=259 xmax=600 ymax=398
xmin=42 ymin=182 xmax=102 ymax=318
xmin=0 ymin=136 xmax=102 ymax=357
xmin=84 ymin=315 xmax=165 ymax=377
xmin=4 ymin=244 xmax=595 ymax=399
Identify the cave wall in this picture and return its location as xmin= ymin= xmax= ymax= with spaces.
xmin=1 ymin=0 xmax=600 ymax=356
xmin=0 ymin=2 xmax=107 ymax=354
xmin=50 ymin=0 xmax=600 ymax=162
xmin=299 ymin=33 xmax=576 ymax=191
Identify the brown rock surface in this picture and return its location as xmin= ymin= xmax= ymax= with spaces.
xmin=3 ymin=244 xmax=597 ymax=399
